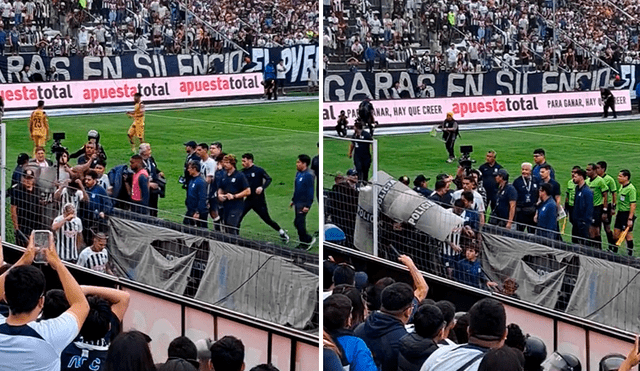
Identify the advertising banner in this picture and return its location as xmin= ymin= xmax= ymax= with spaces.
xmin=0 ymin=45 xmax=318 ymax=85
xmin=0 ymin=72 xmax=263 ymax=109
xmin=322 ymin=90 xmax=632 ymax=128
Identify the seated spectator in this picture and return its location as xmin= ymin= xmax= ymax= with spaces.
xmin=165 ymin=336 xmax=200 ymax=369
xmin=354 ymin=282 xmax=415 ymax=371
xmin=61 ymin=285 xmax=131 ymax=371
xmin=398 ymin=304 xmax=445 ymax=371
xmin=421 ymin=298 xmax=507 ymax=371
xmin=332 ymin=284 xmax=366 ymax=330
xmin=477 ymin=346 xmax=525 ymax=371
xmin=324 ymin=293 xmax=377 ymax=371
xmin=105 ymin=331 xmax=156 ymax=371
xmin=209 ymin=336 xmax=245 ymax=371
xmin=0 ymin=233 xmax=90 ymax=369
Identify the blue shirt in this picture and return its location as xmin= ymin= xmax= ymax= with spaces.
xmin=536 ymin=197 xmax=558 ymax=239
xmin=85 ymin=184 xmax=112 ymax=217
xmin=492 ymin=183 xmax=517 ymax=220
xmin=186 ymin=176 xmax=208 ymax=214
xmin=293 ymin=170 xmax=314 ymax=208
xmin=532 ymin=162 xmax=555 ymax=182
xmin=220 ymin=169 xmax=250 ymax=209
xmin=455 ymin=258 xmax=487 ymax=289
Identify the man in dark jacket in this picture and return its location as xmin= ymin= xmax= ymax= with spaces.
xmin=398 ymin=304 xmax=444 ymax=371
xmin=184 ymin=161 xmax=208 ymax=228
xmin=571 ymin=168 xmax=594 ymax=243
xmin=354 ymin=282 xmax=414 ymax=371
xmin=600 ymin=87 xmax=617 ymax=118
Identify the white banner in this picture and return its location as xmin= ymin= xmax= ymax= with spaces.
xmin=0 ymin=73 xmax=264 ymax=109
xmin=322 ymin=90 xmax=632 ymax=127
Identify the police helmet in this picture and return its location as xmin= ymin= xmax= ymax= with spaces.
xmin=598 ymin=353 xmax=625 ymax=371
xmin=524 ymin=336 xmax=547 ymax=368
xmin=88 ymin=130 xmax=100 ymax=143
xmin=542 ymin=352 xmax=581 ymax=371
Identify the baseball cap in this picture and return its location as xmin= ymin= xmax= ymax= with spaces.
xmin=346 ymin=169 xmax=357 ymax=176
xmin=496 ymin=169 xmax=509 ymax=178
xmin=23 ymin=169 xmax=35 ymax=179
xmin=184 ymin=141 xmax=197 ymax=148
xmin=415 ymin=174 xmax=431 ymax=183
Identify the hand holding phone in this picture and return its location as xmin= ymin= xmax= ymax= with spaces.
xmin=32 ymin=230 xmax=53 ymax=264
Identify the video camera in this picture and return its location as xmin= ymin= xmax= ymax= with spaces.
xmin=458 ymin=145 xmax=475 ymax=170
xmin=51 ymin=132 xmax=67 ymax=161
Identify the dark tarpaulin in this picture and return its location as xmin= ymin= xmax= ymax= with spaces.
xmin=108 ymin=217 xmax=318 ymax=329
xmin=194 ymin=240 xmax=318 ymax=329
xmin=481 ymin=233 xmax=640 ymax=333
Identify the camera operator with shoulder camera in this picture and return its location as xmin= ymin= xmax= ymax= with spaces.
xmin=336 ymin=110 xmax=348 ymax=137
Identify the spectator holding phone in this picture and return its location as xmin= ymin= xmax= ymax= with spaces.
xmin=0 ymin=232 xmax=90 ymax=370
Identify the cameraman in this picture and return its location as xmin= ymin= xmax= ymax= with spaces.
xmin=336 ymin=110 xmax=348 ymax=137
xmin=69 ymin=130 xmax=107 ymax=162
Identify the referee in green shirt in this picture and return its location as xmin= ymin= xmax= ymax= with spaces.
xmin=614 ymin=169 xmax=636 ymax=256
xmin=586 ymin=163 xmax=609 ymax=249
xmin=597 ymin=161 xmax=618 ymax=245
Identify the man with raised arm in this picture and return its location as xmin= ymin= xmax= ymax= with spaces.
xmin=0 ymin=233 xmax=90 ymax=371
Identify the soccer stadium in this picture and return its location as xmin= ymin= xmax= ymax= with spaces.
xmin=0 ymin=1 xmax=320 ymax=371
xmin=322 ymin=0 xmax=640 ymax=369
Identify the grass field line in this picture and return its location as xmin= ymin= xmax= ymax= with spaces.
xmin=501 ymin=127 xmax=640 ymax=147
xmin=145 ymin=112 xmax=314 ymax=134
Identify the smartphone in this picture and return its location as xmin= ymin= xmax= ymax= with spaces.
xmin=32 ymin=230 xmax=52 ymax=264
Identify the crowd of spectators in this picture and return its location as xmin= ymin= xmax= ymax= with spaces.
xmin=322 ymin=254 xmax=640 ymax=371
xmin=0 ymin=240 xmax=280 ymax=371
xmin=324 ymin=0 xmax=640 ymax=73
xmin=0 ymin=0 xmax=318 ymax=57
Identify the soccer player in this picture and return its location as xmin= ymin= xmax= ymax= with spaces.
xmin=240 ymin=153 xmax=289 ymax=242
xmin=29 ymin=100 xmax=49 ymax=151
xmin=51 ymin=203 xmax=83 ymax=263
xmin=614 ymin=170 xmax=636 ymax=256
xmin=77 ymin=232 xmax=110 ymax=273
xmin=126 ymin=92 xmax=145 ymax=153
xmin=291 ymin=154 xmax=315 ymax=250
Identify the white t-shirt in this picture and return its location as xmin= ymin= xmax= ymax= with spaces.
xmin=452 ymin=189 xmax=485 ymax=213
xmin=52 ymin=215 xmax=83 ymax=262
xmin=77 ymin=247 xmax=109 ymax=273
xmin=201 ymin=158 xmax=216 ymax=181
xmin=0 ymin=312 xmax=79 ymax=371
xmin=420 ymin=344 xmax=485 ymax=371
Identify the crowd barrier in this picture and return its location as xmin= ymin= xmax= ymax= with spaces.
xmin=1 ymin=242 xmax=319 ymax=371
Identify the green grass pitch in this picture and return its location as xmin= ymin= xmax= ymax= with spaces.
xmin=323 ymin=119 xmax=640 ymax=253
xmin=5 ymin=100 xmax=320 ymax=250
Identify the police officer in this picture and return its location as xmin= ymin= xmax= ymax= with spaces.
xmin=348 ymin=121 xmax=372 ymax=184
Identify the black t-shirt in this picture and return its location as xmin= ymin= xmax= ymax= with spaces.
xmin=352 ymin=130 xmax=372 ymax=160
xmin=478 ymin=162 xmax=502 ymax=200
xmin=541 ymin=178 xmax=561 ymax=200
xmin=11 ymin=183 xmax=42 ymax=232
xmin=241 ymin=165 xmax=271 ymax=198
xmin=220 ymin=169 xmax=250 ymax=209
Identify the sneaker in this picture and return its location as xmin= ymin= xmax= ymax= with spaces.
xmin=280 ymin=231 xmax=290 ymax=243
xmin=446 ymin=157 xmax=454 ymax=163
xmin=306 ymin=237 xmax=317 ymax=251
